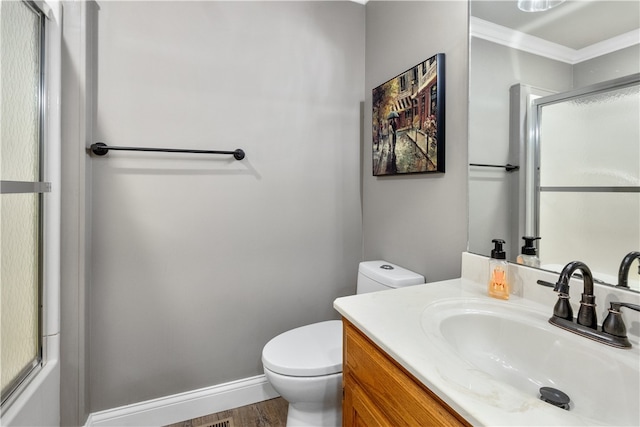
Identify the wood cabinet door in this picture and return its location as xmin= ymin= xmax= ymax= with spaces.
xmin=344 ymin=374 xmax=392 ymax=427
xmin=343 ymin=320 xmax=470 ymax=427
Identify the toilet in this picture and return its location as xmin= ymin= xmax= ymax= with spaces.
xmin=261 ymin=261 xmax=425 ymax=426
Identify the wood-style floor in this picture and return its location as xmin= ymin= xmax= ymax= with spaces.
xmin=165 ymin=397 xmax=288 ymax=427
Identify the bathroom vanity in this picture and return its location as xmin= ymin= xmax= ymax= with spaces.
xmin=343 ymin=319 xmax=468 ymax=426
xmin=334 ymin=253 xmax=640 ymax=426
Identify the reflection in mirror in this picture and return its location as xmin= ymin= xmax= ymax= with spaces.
xmin=468 ymin=0 xmax=640 ymax=292
xmin=535 ymin=75 xmax=640 ymax=288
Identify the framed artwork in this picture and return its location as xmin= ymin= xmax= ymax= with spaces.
xmin=372 ymin=53 xmax=445 ymax=176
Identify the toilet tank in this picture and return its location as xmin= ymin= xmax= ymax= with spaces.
xmin=356 ymin=261 xmax=425 ymax=294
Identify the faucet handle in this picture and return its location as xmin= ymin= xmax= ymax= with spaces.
xmin=553 ymin=281 xmax=570 ymax=294
xmin=536 ymin=280 xmax=555 ymax=288
xmin=602 ymin=302 xmax=640 ymax=338
xmin=553 ymin=294 xmax=573 ymax=321
xmin=611 ymin=302 xmax=640 ymax=312
xmin=543 ymin=279 xmax=573 ymax=320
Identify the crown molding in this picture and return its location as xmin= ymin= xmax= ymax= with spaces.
xmin=575 ymin=28 xmax=640 ymax=63
xmin=470 ymin=17 xmax=640 ymax=65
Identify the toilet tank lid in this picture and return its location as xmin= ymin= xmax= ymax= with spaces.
xmin=359 ymin=261 xmax=425 ymax=287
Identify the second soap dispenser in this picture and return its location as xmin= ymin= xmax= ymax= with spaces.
xmin=516 ymin=236 xmax=541 ymax=268
xmin=488 ymin=239 xmax=510 ymax=300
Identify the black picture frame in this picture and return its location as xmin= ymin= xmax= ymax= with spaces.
xmin=372 ymin=53 xmax=445 ymax=176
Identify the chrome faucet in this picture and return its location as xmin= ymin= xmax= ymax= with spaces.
xmin=618 ymin=251 xmax=640 ymax=288
xmin=547 ymin=261 xmax=636 ymax=348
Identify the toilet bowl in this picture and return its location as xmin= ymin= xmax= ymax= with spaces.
xmin=261 ymin=261 xmax=425 ymax=426
xmin=263 ymin=320 xmax=342 ymax=426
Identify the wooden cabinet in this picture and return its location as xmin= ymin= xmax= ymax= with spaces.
xmin=343 ymin=320 xmax=470 ymax=427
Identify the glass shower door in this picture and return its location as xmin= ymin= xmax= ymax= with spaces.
xmin=0 ymin=0 xmax=47 ymax=405
xmin=534 ymin=75 xmax=640 ymax=288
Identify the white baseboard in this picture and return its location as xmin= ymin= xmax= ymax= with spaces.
xmin=85 ymin=375 xmax=279 ymax=427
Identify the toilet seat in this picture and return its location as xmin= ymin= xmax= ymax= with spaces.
xmin=262 ymin=320 xmax=342 ymax=377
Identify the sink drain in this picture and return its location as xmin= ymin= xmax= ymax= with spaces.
xmin=539 ymin=387 xmax=570 ymax=410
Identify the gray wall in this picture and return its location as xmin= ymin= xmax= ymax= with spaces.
xmin=573 ymin=44 xmax=640 ymax=88
xmin=88 ymin=1 xmax=364 ymax=412
xmin=60 ymin=0 xmax=473 ymax=421
xmin=362 ymin=1 xmax=469 ymax=281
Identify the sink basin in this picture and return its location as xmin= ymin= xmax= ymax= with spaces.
xmin=421 ymin=298 xmax=640 ymax=426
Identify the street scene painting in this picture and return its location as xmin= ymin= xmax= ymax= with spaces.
xmin=372 ymin=53 xmax=445 ymax=176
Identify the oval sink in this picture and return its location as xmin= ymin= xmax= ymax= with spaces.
xmin=421 ymin=298 xmax=640 ymax=426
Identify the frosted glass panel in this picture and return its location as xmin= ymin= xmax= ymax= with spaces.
xmin=0 ymin=1 xmax=43 ymax=401
xmin=540 ymin=84 xmax=640 ymax=187
xmin=0 ymin=1 xmax=41 ymax=182
xmin=0 ymin=194 xmax=40 ymax=394
xmin=539 ymin=191 xmax=640 ymax=288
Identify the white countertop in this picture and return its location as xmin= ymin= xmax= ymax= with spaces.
xmin=333 ymin=277 xmax=639 ymax=426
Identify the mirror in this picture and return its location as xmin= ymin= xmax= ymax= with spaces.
xmin=468 ymin=0 xmax=640 ymax=292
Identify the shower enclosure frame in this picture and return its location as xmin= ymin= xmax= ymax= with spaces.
xmin=530 ymin=72 xmax=640 ymax=268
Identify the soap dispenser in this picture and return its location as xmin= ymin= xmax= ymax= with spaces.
xmin=516 ymin=236 xmax=541 ymax=268
xmin=488 ymin=239 xmax=510 ymax=300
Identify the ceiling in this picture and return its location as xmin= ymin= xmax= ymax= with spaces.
xmin=471 ymin=1 xmax=640 ymax=50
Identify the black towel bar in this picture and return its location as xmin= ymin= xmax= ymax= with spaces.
xmin=469 ymin=163 xmax=519 ymax=172
xmin=90 ymin=142 xmax=245 ymax=160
